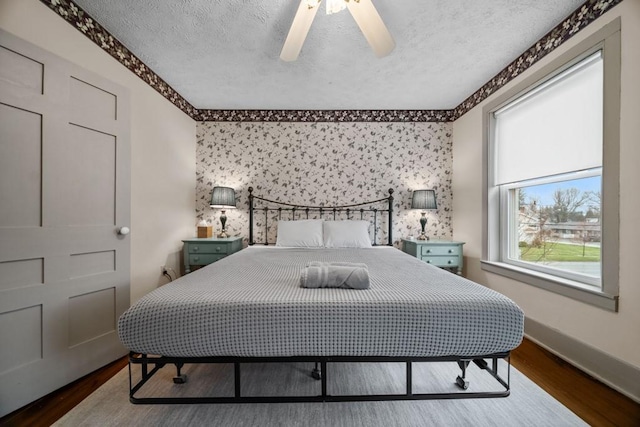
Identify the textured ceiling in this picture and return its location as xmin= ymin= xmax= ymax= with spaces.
xmin=72 ymin=0 xmax=585 ymax=110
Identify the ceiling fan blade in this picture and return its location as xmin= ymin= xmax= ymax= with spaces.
xmin=346 ymin=0 xmax=395 ymax=58
xmin=280 ymin=0 xmax=321 ymax=62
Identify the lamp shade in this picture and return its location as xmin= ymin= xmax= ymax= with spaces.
xmin=411 ymin=190 xmax=437 ymax=210
xmin=210 ymin=186 xmax=236 ymax=209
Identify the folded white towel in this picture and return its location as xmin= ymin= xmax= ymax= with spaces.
xmin=307 ymin=261 xmax=368 ymax=269
xmin=301 ymin=262 xmax=370 ymax=289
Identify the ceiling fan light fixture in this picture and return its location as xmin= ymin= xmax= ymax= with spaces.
xmin=326 ymin=0 xmax=346 ymax=15
xmin=346 ymin=0 xmax=395 ymax=58
xmin=281 ymin=0 xmax=394 ymax=62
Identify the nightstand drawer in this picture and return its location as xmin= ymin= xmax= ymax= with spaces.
xmin=189 ymin=244 xmax=230 ymax=255
xmin=401 ymin=239 xmax=465 ymax=275
xmin=189 ymin=254 xmax=227 ymax=265
xmin=183 ymin=237 xmax=243 ymax=273
xmin=421 ymin=246 xmax=459 ymax=256
xmin=421 ymin=256 xmax=460 ymax=267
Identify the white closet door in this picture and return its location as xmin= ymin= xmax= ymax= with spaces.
xmin=0 ymin=29 xmax=130 ymax=417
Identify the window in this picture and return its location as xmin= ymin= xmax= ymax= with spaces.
xmin=497 ymin=52 xmax=603 ymax=287
xmin=502 ymin=170 xmax=602 ymax=287
xmin=482 ymin=20 xmax=620 ymax=311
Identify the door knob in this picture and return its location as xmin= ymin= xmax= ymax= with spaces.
xmin=118 ymin=226 xmax=130 ymax=235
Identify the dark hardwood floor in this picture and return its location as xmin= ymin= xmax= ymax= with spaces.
xmin=0 ymin=356 xmax=128 ymax=427
xmin=510 ymin=339 xmax=640 ymax=427
xmin=1 ymin=338 xmax=639 ymax=426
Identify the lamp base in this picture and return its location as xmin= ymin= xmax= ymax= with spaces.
xmin=418 ymin=213 xmax=428 ymax=241
xmin=218 ymin=211 xmax=228 ymax=238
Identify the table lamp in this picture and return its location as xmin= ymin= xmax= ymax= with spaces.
xmin=411 ymin=189 xmax=437 ymax=240
xmin=210 ymin=186 xmax=236 ymax=238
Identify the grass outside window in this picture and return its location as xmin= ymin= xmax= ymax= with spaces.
xmin=520 ymin=242 xmax=600 ymax=262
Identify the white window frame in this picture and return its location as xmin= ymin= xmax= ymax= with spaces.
xmin=481 ymin=19 xmax=620 ymax=311
xmin=499 ymin=168 xmax=602 ymax=288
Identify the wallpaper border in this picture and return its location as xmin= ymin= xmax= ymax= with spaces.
xmin=38 ymin=0 xmax=622 ymax=122
xmin=197 ymin=109 xmax=454 ymax=122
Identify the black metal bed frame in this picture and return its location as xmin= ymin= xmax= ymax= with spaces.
xmin=126 ymin=188 xmax=512 ymax=404
xmin=128 ymin=353 xmax=510 ymax=404
xmin=248 ymin=187 xmax=395 ymax=246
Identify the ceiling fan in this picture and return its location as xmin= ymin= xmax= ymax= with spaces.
xmin=280 ymin=0 xmax=395 ymax=62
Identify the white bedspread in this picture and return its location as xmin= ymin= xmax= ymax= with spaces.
xmin=118 ymin=247 xmax=524 ymax=358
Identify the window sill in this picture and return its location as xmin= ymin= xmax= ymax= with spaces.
xmin=480 ymin=260 xmax=618 ymax=312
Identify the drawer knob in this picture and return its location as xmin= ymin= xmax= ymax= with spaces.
xmin=216 ymin=246 xmax=221 ymax=251
xmin=426 ymin=260 xmax=431 ymax=263
xmin=426 ymin=249 xmax=431 ymax=253
xmin=194 ymin=256 xmax=199 ymax=261
xmin=193 ymin=246 xmax=199 ymax=251
xmin=448 ymin=260 xmax=452 ymax=264
xmin=448 ymin=249 xmax=453 ymax=253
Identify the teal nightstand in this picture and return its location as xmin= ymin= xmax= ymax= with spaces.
xmin=182 ymin=237 xmax=243 ymax=273
xmin=401 ymin=239 xmax=465 ymax=275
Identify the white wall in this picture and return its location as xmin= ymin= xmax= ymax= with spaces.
xmin=0 ymin=0 xmax=197 ymax=303
xmin=453 ymin=0 xmax=640 ymax=374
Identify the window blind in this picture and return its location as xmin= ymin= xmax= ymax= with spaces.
xmin=494 ymin=51 xmax=603 ymax=186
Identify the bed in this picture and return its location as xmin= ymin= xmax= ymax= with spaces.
xmin=119 ymin=188 xmax=524 ymax=403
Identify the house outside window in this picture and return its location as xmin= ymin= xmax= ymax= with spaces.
xmin=481 ymin=20 xmax=620 ymax=311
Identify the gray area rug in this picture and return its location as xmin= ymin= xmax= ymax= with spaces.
xmin=55 ymin=360 xmax=586 ymax=426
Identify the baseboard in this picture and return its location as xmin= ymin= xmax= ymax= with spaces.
xmin=525 ymin=317 xmax=640 ymax=403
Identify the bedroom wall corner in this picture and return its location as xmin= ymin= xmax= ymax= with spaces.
xmin=451 ymin=0 xmax=640 ymax=400
xmin=195 ymin=121 xmax=453 ymax=245
xmin=0 ymin=0 xmax=197 ymax=303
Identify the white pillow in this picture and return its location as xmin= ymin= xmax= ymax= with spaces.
xmin=323 ymin=220 xmax=372 ymax=248
xmin=275 ymin=219 xmax=324 ymax=247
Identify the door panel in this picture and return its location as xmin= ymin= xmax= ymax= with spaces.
xmin=0 ymin=29 xmax=130 ymax=417
xmin=69 ymin=250 xmax=116 ymax=279
xmin=0 ymin=258 xmax=44 ymax=292
xmin=0 ymin=103 xmax=42 ymax=228
xmin=70 ymin=76 xmax=118 ymax=122
xmin=0 ymin=45 xmax=43 ymax=96
xmin=0 ymin=305 xmax=42 ymax=374
xmin=51 ymin=124 xmax=116 ymax=227
xmin=68 ymin=287 xmax=116 ymax=347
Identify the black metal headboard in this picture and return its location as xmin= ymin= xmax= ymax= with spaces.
xmin=248 ymin=187 xmax=394 ymax=246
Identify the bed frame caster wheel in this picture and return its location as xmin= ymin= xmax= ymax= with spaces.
xmin=473 ymin=359 xmax=488 ymax=370
xmin=173 ymin=374 xmax=187 ymax=384
xmin=456 ymin=376 xmax=469 ymax=390
xmin=173 ymin=362 xmax=186 ymax=384
xmin=311 ymin=368 xmax=322 ymax=380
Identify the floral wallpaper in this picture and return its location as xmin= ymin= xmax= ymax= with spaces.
xmin=196 ymin=122 xmax=453 ymax=247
